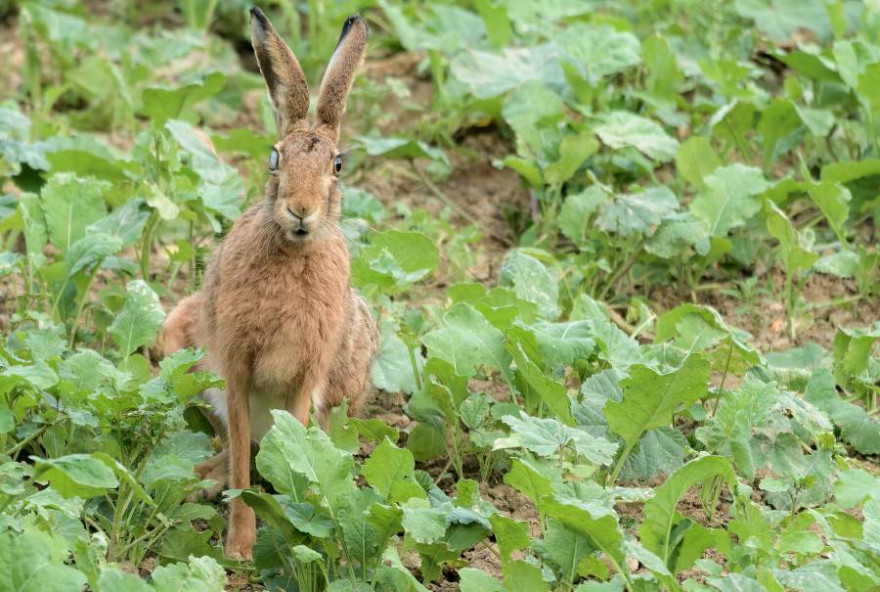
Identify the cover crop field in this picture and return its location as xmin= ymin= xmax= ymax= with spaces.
xmin=2 ymin=1 xmax=880 ymax=591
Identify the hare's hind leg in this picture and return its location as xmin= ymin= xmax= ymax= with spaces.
xmin=157 ymin=293 xmax=203 ymax=357
xmin=319 ymin=294 xmax=379 ymax=425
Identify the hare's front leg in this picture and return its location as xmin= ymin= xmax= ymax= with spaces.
xmin=225 ymin=367 xmax=256 ymax=561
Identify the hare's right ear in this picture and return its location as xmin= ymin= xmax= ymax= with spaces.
xmin=250 ymin=6 xmax=309 ymax=136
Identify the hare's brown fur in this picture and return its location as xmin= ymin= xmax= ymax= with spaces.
xmin=158 ymin=7 xmax=376 ymax=561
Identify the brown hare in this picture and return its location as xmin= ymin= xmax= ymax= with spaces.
xmin=159 ymin=6 xmax=378 ymax=560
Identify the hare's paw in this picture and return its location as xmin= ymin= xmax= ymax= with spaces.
xmin=189 ymin=450 xmax=229 ymax=501
xmin=225 ymin=501 xmax=256 ymax=561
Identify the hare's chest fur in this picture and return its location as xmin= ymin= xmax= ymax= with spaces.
xmin=208 ymin=212 xmax=350 ymax=391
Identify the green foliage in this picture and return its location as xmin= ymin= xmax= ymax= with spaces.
xmin=3 ymin=1 xmax=880 ymax=590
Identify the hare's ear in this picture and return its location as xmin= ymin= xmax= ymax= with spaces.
xmin=250 ymin=6 xmax=309 ymax=136
xmin=316 ymin=15 xmax=368 ymax=140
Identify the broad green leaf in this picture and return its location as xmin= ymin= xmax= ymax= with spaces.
xmin=544 ymin=131 xmax=599 ymax=186
xmin=646 ymin=213 xmax=711 ymax=258
xmin=362 ymin=137 xmax=448 ymax=165
xmin=149 ymin=555 xmax=226 ymax=592
xmin=32 ymin=453 xmax=119 ymax=498
xmin=496 ymin=411 xmax=617 ymax=466
xmin=639 ymin=455 xmax=736 ymax=570
xmin=353 ymin=230 xmax=440 ymax=291
xmin=97 ymin=568 xmax=153 ymax=592
xmin=806 ymin=180 xmax=851 ymax=243
xmin=597 ymin=187 xmax=678 ymax=237
xmin=814 ymin=250 xmax=859 ymax=278
xmin=0 ymin=529 xmax=87 ymax=592
xmin=507 ymin=336 xmax=576 ymax=424
xmin=450 ymin=44 xmax=565 ymax=99
xmin=140 ymin=72 xmax=226 ymax=125
xmin=108 ymin=280 xmax=165 ymax=355
xmin=559 ymin=186 xmax=607 ymax=245
xmin=805 ymin=369 xmax=880 ymax=454
xmin=556 ymin=24 xmax=640 ymax=84
xmin=758 ymin=99 xmax=805 ymax=165
xmin=499 ymin=250 xmax=559 ymax=319
xmin=765 ymin=201 xmax=818 ymax=275
xmin=423 ymin=303 xmax=511 ymax=379
xmin=691 ymin=164 xmax=769 ymax=237
xmin=256 ymin=410 xmax=356 ymax=506
xmin=606 ymin=356 xmax=710 ymax=461
xmin=529 ymin=321 xmax=596 ymax=367
xmin=40 ymin=174 xmax=108 ymax=253
xmin=65 ymin=233 xmax=123 ymax=277
xmin=362 ymin=438 xmax=426 ymax=503
xmin=676 ymin=136 xmax=721 ymax=188
xmin=735 ymin=0 xmax=832 ymax=42
xmin=620 ymin=428 xmax=688 ymax=482
xmin=595 ymin=111 xmax=679 ymax=162
xmin=371 ymin=329 xmax=419 ymax=394
xmin=460 ymin=568 xmax=506 ymax=592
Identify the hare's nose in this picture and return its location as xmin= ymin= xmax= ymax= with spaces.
xmin=286 ymin=206 xmax=304 ymax=221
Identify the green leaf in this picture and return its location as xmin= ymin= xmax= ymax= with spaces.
xmin=556 ymin=24 xmax=641 ymax=84
xmin=108 ymin=280 xmax=166 ymax=355
xmin=814 ymin=250 xmax=859 ymax=278
xmin=371 ymin=329 xmax=418 ymax=395
xmin=594 ymin=111 xmax=679 ymax=162
xmin=805 ymin=369 xmax=880 ymax=454
xmin=544 ymin=131 xmax=599 ymax=186
xmin=806 ymin=180 xmax=851 ymax=243
xmin=646 ymin=213 xmax=712 ymax=258
xmin=32 ymin=453 xmax=119 ymax=498
xmin=149 ymin=555 xmax=226 ymax=592
xmin=606 ymin=356 xmax=710 ymax=473
xmin=0 ymin=529 xmax=87 ymax=592
xmin=97 ymin=568 xmax=153 ymax=592
xmin=597 ymin=187 xmax=678 ymax=237
xmin=450 ymin=44 xmax=564 ymax=99
xmin=620 ymin=428 xmax=688 ymax=482
xmin=362 ymin=137 xmax=448 ymax=165
xmin=639 ymin=455 xmax=736 ymax=570
xmin=362 ymin=438 xmax=426 ymax=503
xmin=559 ymin=186 xmax=607 ymax=245
xmin=758 ymin=99 xmax=806 ymax=165
xmin=353 ymin=230 xmax=440 ymax=291
xmin=529 ymin=321 xmax=597 ymax=367
xmin=256 ymin=410 xmax=356 ymax=505
xmin=676 ymin=136 xmax=721 ymax=188
xmin=765 ymin=201 xmax=819 ymax=275
xmin=496 ymin=411 xmax=617 ymax=465
xmin=140 ymin=72 xmax=226 ymax=125
xmin=460 ymin=568 xmax=507 ymax=592
xmin=65 ymin=233 xmax=123 ymax=277
xmin=507 ymin=337 xmax=576 ymax=424
xmin=735 ymin=0 xmax=832 ymax=43
xmin=499 ymin=250 xmax=559 ymax=320
xmin=423 ymin=303 xmax=511 ymax=379
xmin=40 ymin=174 xmax=108 ymax=253
xmin=691 ymin=164 xmax=770 ymax=237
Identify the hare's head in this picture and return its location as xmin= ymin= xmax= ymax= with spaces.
xmin=250 ymin=7 xmax=367 ymax=243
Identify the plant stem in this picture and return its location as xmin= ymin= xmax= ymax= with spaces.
xmin=68 ymin=268 xmax=99 ymax=348
xmin=140 ymin=211 xmax=160 ymax=281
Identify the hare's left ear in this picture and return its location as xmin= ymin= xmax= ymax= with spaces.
xmin=316 ymin=15 xmax=368 ymax=141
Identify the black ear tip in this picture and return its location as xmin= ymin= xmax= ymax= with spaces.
xmin=337 ymin=14 xmax=367 ymax=46
xmin=249 ymin=6 xmax=268 ymax=26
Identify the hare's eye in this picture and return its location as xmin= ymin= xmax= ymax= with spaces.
xmin=333 ymin=155 xmax=343 ymax=175
xmin=269 ymin=148 xmax=279 ymax=171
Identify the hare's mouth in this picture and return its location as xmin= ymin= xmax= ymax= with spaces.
xmin=285 ymin=228 xmax=312 ymax=242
